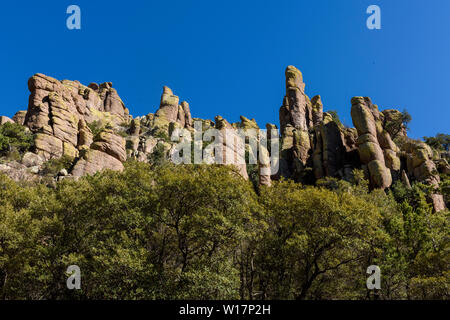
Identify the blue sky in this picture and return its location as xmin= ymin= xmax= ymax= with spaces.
xmin=0 ymin=0 xmax=448 ymax=138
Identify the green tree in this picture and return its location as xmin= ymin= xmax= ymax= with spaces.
xmin=424 ymin=133 xmax=450 ymax=152
xmin=384 ymin=109 xmax=412 ymax=139
xmin=255 ymin=180 xmax=385 ymax=299
xmin=0 ymin=122 xmax=34 ymax=156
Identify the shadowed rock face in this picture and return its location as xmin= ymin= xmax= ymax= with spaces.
xmin=278 ymin=66 xmax=359 ymax=185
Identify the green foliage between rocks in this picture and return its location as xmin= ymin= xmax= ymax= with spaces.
xmin=41 ymin=155 xmax=75 ymax=176
xmin=0 ymin=122 xmax=34 ymax=157
xmin=424 ymin=133 xmax=450 ymax=152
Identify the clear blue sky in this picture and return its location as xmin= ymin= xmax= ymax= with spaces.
xmin=0 ymin=0 xmax=448 ymax=138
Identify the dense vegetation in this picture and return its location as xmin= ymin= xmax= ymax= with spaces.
xmin=0 ymin=160 xmax=448 ymax=300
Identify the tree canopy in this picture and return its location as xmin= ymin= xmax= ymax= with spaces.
xmin=0 ymin=162 xmax=448 ymax=300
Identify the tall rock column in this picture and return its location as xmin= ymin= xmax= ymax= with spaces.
xmin=311 ymin=95 xmax=323 ymax=127
xmin=214 ymin=116 xmax=248 ymax=180
xmin=258 ymin=123 xmax=277 ymax=187
xmin=279 ymin=66 xmax=314 ymax=178
xmin=279 ymin=65 xmax=313 ymax=133
xmin=351 ymin=97 xmax=394 ymax=189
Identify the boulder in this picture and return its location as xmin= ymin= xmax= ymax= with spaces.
xmin=0 ymin=161 xmax=40 ymax=182
xmin=72 ymin=149 xmax=124 ymax=177
xmin=431 ymin=194 xmax=446 ymax=212
xmin=368 ymin=160 xmax=392 ymax=189
xmin=0 ymin=116 xmax=14 ymax=125
xmin=91 ymin=129 xmax=127 ymax=162
xmin=21 ymin=152 xmax=44 ymax=168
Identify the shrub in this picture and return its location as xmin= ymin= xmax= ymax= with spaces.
xmin=424 ymin=133 xmax=450 ymax=152
xmin=41 ymin=155 xmax=75 ymax=176
xmin=87 ymin=121 xmax=104 ymax=141
xmin=147 ymin=143 xmax=167 ymax=166
xmin=328 ymin=110 xmax=344 ymax=129
xmin=0 ymin=122 xmax=34 ymax=156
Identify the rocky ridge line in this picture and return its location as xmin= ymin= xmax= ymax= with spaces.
xmin=0 ymin=67 xmax=448 ymax=211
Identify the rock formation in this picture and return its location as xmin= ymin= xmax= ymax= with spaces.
xmin=214 ymin=115 xmax=248 ymax=180
xmin=0 ymin=116 xmax=14 ymax=125
xmin=0 ymin=68 xmax=447 ymax=211
xmin=278 ymin=66 xmax=359 ymax=184
xmin=351 ymin=97 xmax=399 ymax=189
xmin=12 ymin=111 xmax=27 ymax=125
xmin=273 ymin=66 xmax=444 ymax=211
xmin=24 ymin=73 xmax=129 ymax=164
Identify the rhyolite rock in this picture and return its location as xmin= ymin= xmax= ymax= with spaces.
xmin=258 ymin=123 xmax=276 ymax=187
xmin=150 ymin=87 xmax=194 ymax=135
xmin=0 ymin=161 xmax=40 ymax=182
xmin=214 ymin=115 xmax=248 ymax=180
xmin=12 ymin=111 xmax=27 ymax=125
xmin=1 ymin=69 xmax=446 ymax=212
xmin=24 ymin=73 xmax=129 ymax=161
xmin=351 ymin=96 xmax=397 ymax=189
xmin=401 ymin=170 xmax=412 ymax=189
xmin=72 ymin=149 xmax=124 ymax=177
xmin=311 ymin=95 xmax=323 ymax=127
xmin=90 ymin=129 xmax=127 ymax=163
xmin=278 ymin=66 xmax=359 ymax=183
xmin=22 ymin=152 xmax=44 ymax=168
xmin=382 ymin=109 xmax=407 ymax=138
